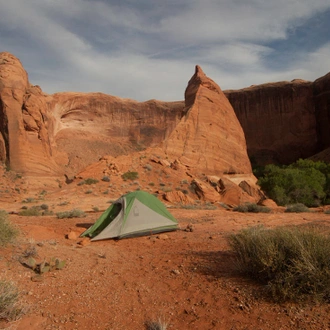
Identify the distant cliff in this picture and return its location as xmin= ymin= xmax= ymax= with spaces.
xmin=225 ymin=74 xmax=330 ymax=165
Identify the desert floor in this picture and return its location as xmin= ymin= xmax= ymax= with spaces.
xmin=1 ymin=205 xmax=330 ymax=330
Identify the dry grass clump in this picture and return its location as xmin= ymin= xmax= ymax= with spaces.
xmin=0 ymin=210 xmax=18 ymax=246
xmin=0 ymin=280 xmax=25 ymax=321
xmin=285 ymin=203 xmax=310 ymax=213
xmin=56 ymin=209 xmax=86 ymax=219
xmin=145 ymin=318 xmax=168 ymax=330
xmin=233 ymin=203 xmax=271 ymax=213
xmin=228 ymin=225 xmax=330 ymax=302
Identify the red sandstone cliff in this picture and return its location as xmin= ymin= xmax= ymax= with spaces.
xmin=0 ymin=52 xmax=184 ymax=176
xmin=164 ymin=65 xmax=252 ymax=174
xmin=225 ymin=80 xmax=319 ymax=165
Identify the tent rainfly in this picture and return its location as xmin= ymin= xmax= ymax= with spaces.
xmin=80 ymin=191 xmax=178 ymax=241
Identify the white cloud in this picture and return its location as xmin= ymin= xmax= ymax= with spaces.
xmin=0 ymin=0 xmax=330 ymax=101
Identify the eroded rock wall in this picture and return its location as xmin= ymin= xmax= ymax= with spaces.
xmin=225 ymin=80 xmax=319 ymax=165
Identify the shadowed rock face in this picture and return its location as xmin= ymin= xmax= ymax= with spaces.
xmin=225 ymin=74 xmax=330 ymax=165
xmin=164 ymin=65 xmax=252 ymax=174
xmin=313 ymin=72 xmax=330 ymax=150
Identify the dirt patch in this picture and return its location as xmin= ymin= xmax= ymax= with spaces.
xmin=1 ymin=209 xmax=330 ymax=329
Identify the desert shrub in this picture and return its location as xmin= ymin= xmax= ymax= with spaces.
xmin=77 ymin=178 xmax=99 ymax=186
xmin=148 ymin=182 xmax=155 ymax=186
xmin=121 ymin=171 xmax=139 ymax=181
xmin=0 ymin=211 xmax=18 ymax=246
xmin=84 ymin=178 xmax=99 ymax=185
xmin=85 ymin=190 xmax=93 ymax=194
xmin=258 ymin=159 xmax=330 ymax=207
xmin=56 ymin=209 xmax=86 ymax=219
xmin=18 ymin=206 xmax=41 ymax=216
xmin=285 ymin=203 xmax=309 ymax=213
xmin=39 ymin=204 xmax=49 ymax=210
xmin=0 ymin=280 xmax=24 ymax=321
xmin=325 ymin=209 xmax=330 ymax=214
xmin=228 ymin=225 xmax=330 ymax=302
xmin=22 ymin=197 xmax=35 ymax=203
xmin=101 ymin=176 xmax=110 ymax=182
xmin=233 ymin=203 xmax=271 ymax=213
xmin=144 ymin=164 xmax=153 ymax=171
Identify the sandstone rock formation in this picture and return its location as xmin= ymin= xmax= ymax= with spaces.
xmin=225 ymin=74 xmax=330 ymax=165
xmin=0 ymin=52 xmax=61 ymax=175
xmin=0 ymin=52 xmax=184 ymax=177
xmin=164 ymin=65 xmax=252 ymax=175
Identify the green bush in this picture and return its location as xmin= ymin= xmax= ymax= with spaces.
xmin=258 ymin=159 xmax=330 ymax=207
xmin=0 ymin=211 xmax=18 ymax=246
xmin=233 ymin=203 xmax=271 ymax=213
xmin=285 ymin=203 xmax=310 ymax=213
xmin=56 ymin=209 xmax=86 ymax=219
xmin=121 ymin=171 xmax=139 ymax=181
xmin=0 ymin=280 xmax=24 ymax=321
xmin=228 ymin=225 xmax=330 ymax=302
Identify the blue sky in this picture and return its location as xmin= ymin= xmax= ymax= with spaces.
xmin=1 ymin=0 xmax=330 ymax=101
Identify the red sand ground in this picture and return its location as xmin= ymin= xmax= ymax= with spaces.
xmin=1 ymin=208 xmax=330 ymax=330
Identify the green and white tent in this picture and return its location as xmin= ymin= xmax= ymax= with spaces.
xmin=80 ymin=191 xmax=178 ymax=241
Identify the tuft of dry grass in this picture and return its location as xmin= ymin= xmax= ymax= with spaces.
xmin=0 ymin=210 xmax=18 ymax=246
xmin=145 ymin=318 xmax=168 ymax=330
xmin=228 ymin=225 xmax=330 ymax=302
xmin=0 ymin=280 xmax=25 ymax=321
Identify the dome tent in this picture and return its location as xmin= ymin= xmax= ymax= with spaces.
xmin=80 ymin=191 xmax=178 ymax=241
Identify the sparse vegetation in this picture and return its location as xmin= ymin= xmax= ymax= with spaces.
xmin=56 ymin=209 xmax=86 ymax=219
xmin=22 ymin=197 xmax=35 ymax=203
xmin=325 ymin=209 xmax=330 ymax=214
xmin=228 ymin=225 xmax=330 ymax=302
xmin=285 ymin=203 xmax=310 ymax=213
xmin=0 ymin=280 xmax=24 ymax=321
xmin=19 ymin=207 xmax=41 ymax=216
xmin=0 ymin=210 xmax=18 ymax=246
xmin=233 ymin=203 xmax=271 ymax=213
xmin=78 ymin=178 xmax=99 ymax=186
xmin=85 ymin=189 xmax=93 ymax=194
xmin=144 ymin=164 xmax=153 ymax=171
xmin=101 ymin=176 xmax=110 ymax=182
xmin=145 ymin=318 xmax=168 ymax=330
xmin=22 ymin=257 xmax=66 ymax=274
xmin=18 ymin=205 xmax=53 ymax=216
xmin=121 ymin=171 xmax=139 ymax=181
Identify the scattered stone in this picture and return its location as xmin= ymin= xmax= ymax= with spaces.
xmin=31 ymin=275 xmax=43 ymax=282
xmin=171 ymin=269 xmax=180 ymax=275
xmin=66 ymin=231 xmax=79 ymax=240
xmin=184 ymin=223 xmax=194 ymax=232
xmin=157 ymin=234 xmax=169 ymax=240
xmin=77 ymin=238 xmax=91 ymax=247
